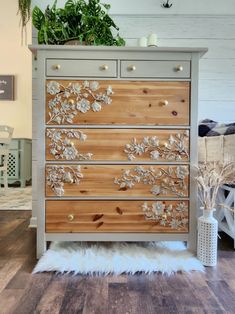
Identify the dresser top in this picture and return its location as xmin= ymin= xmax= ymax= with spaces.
xmin=29 ymin=45 xmax=208 ymax=57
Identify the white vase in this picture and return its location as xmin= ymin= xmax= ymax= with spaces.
xmin=197 ymin=208 xmax=218 ymax=266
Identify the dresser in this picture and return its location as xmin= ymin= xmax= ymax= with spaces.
xmin=30 ymin=45 xmax=207 ymax=258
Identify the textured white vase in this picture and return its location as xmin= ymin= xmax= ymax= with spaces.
xmin=197 ymin=208 xmax=218 ymax=266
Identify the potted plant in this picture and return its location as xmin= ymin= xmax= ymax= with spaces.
xmin=18 ymin=0 xmax=31 ymax=44
xmin=194 ymin=161 xmax=235 ymax=266
xmin=32 ymin=0 xmax=125 ymax=46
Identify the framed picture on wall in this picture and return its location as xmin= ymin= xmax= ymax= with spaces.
xmin=0 ymin=75 xmax=14 ymax=100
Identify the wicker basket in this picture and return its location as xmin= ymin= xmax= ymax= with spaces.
xmin=198 ymin=133 xmax=235 ymax=162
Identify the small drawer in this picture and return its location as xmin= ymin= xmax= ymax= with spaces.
xmin=46 ymin=200 xmax=189 ymax=233
xmin=121 ymin=61 xmax=190 ymax=78
xmin=46 ymin=59 xmax=117 ymax=77
xmin=45 ymin=164 xmax=189 ymax=198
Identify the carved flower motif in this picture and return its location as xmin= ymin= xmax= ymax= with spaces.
xmin=47 ymin=129 xmax=92 ymax=161
xmin=90 ymin=81 xmax=99 ymax=91
xmin=77 ymin=99 xmax=90 ymax=113
xmin=71 ymin=83 xmax=81 ymax=94
xmin=114 ymin=166 xmax=188 ymax=197
xmin=103 ymin=95 xmax=112 ymax=105
xmin=63 ymin=172 xmax=74 ymax=183
xmin=176 ymin=202 xmax=187 ymax=212
xmin=170 ymin=219 xmax=181 ymax=229
xmin=106 ymin=86 xmax=113 ymax=95
xmin=152 ymin=202 xmax=165 ymax=215
xmin=61 ymin=101 xmax=72 ymax=111
xmin=150 ymin=150 xmax=160 ymax=160
xmin=124 ymin=132 xmax=189 ymax=162
xmin=47 ymin=81 xmax=60 ymax=95
xmin=51 ymin=131 xmax=61 ymax=142
xmin=168 ymin=135 xmax=175 ymax=145
xmin=54 ymin=187 xmax=64 ymax=197
xmin=141 ymin=201 xmax=188 ymax=230
xmin=92 ymin=102 xmax=102 ymax=112
xmin=46 ymin=165 xmax=84 ymax=196
xmin=83 ymin=81 xmax=89 ymax=88
xmin=176 ymin=166 xmax=189 ymax=179
xmin=151 ymin=185 xmax=161 ymax=196
xmin=63 ymin=146 xmax=78 ymax=160
xmin=47 ymin=80 xmax=114 ymax=124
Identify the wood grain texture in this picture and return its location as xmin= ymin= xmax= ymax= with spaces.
xmin=46 ymin=200 xmax=189 ymax=233
xmin=1 ymin=211 xmax=235 ymax=314
xmin=46 ymin=128 xmax=189 ymax=162
xmin=45 ymin=164 xmax=189 ymax=198
xmin=46 ymin=80 xmax=190 ymax=126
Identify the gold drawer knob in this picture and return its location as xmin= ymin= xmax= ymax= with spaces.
xmin=68 ymin=214 xmax=74 ymax=221
xmin=175 ymin=65 xmax=183 ymax=72
xmin=52 ymin=64 xmax=61 ymax=70
xmin=68 ymin=99 xmax=75 ymax=105
xmin=161 ymin=100 xmax=169 ymax=106
xmin=128 ymin=65 xmax=136 ymax=72
xmin=100 ymin=64 xmax=109 ymax=71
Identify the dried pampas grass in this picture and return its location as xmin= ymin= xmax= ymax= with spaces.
xmin=194 ymin=161 xmax=235 ymax=211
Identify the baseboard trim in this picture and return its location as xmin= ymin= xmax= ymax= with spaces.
xmin=29 ymin=216 xmax=37 ymax=228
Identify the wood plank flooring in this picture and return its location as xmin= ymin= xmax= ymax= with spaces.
xmin=0 ymin=210 xmax=234 ymax=314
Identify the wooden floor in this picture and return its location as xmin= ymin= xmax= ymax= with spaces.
xmin=0 ymin=211 xmax=235 ymax=314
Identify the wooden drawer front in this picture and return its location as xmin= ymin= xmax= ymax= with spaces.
xmin=46 ymin=59 xmax=117 ymax=77
xmin=46 ymin=80 xmax=190 ymax=125
xmin=121 ymin=61 xmax=190 ymax=78
xmin=46 ymin=128 xmax=189 ymax=162
xmin=46 ymin=164 xmax=189 ymax=198
xmin=46 ymin=200 xmax=189 ymax=233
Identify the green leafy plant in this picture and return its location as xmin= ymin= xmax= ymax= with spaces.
xmin=32 ymin=0 xmax=125 ymax=46
xmin=18 ymin=0 xmax=31 ymax=44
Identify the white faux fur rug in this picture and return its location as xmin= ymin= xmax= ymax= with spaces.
xmin=33 ymin=241 xmax=204 ymax=275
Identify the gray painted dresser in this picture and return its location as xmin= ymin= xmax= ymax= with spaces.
xmin=30 ymin=45 xmax=207 ymax=258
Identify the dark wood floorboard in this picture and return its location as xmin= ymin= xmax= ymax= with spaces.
xmin=0 ymin=210 xmax=234 ymax=314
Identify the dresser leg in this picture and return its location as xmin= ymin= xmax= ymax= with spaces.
xmin=36 ymin=232 xmax=46 ymax=259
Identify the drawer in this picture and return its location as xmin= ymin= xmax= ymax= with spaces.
xmin=46 ymin=164 xmax=189 ymax=198
xmin=46 ymin=200 xmax=189 ymax=233
xmin=46 ymin=128 xmax=189 ymax=162
xmin=120 ymin=61 xmax=190 ymax=78
xmin=46 ymin=59 xmax=117 ymax=77
xmin=46 ymin=80 xmax=190 ymax=125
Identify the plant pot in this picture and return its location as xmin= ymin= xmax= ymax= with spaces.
xmin=197 ymin=208 xmax=218 ymax=266
xmin=64 ymin=40 xmax=87 ymax=45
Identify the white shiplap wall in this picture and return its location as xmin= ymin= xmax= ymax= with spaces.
xmin=32 ymin=14 xmax=235 ymax=122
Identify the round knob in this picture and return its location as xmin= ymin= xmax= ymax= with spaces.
xmin=161 ymin=100 xmax=169 ymax=106
xmin=68 ymin=214 xmax=74 ymax=221
xmin=68 ymin=99 xmax=75 ymax=105
xmin=100 ymin=64 xmax=109 ymax=71
xmin=175 ymin=65 xmax=183 ymax=72
xmin=52 ymin=64 xmax=61 ymax=70
xmin=128 ymin=65 xmax=136 ymax=72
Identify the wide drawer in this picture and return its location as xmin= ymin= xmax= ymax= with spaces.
xmin=46 ymin=128 xmax=189 ymax=162
xmin=46 ymin=164 xmax=189 ymax=198
xmin=46 ymin=59 xmax=117 ymax=77
xmin=46 ymin=200 xmax=189 ymax=233
xmin=120 ymin=61 xmax=190 ymax=78
xmin=46 ymin=80 xmax=190 ymax=125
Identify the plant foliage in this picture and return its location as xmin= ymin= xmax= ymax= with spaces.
xmin=32 ymin=0 xmax=125 ymax=46
xmin=18 ymin=0 xmax=31 ymax=44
